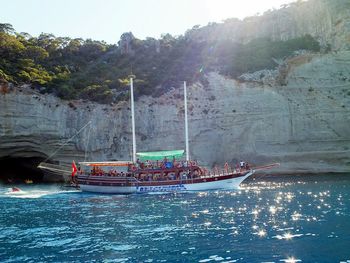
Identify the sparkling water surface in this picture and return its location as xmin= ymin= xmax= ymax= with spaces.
xmin=1 ymin=174 xmax=350 ymax=263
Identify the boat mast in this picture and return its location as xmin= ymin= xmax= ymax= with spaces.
xmin=130 ymin=77 xmax=137 ymax=163
xmin=184 ymin=81 xmax=190 ymax=162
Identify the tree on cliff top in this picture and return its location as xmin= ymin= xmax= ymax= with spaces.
xmin=0 ymin=23 xmax=14 ymax=34
xmin=0 ymin=22 xmax=322 ymax=104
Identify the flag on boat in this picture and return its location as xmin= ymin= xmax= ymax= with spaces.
xmin=72 ymin=160 xmax=78 ymax=177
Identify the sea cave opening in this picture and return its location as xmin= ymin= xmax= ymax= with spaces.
xmin=0 ymin=156 xmax=46 ymax=183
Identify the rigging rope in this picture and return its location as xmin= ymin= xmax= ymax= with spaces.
xmin=41 ymin=120 xmax=92 ymax=164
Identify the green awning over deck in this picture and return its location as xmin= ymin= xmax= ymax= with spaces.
xmin=136 ymin=150 xmax=184 ymax=161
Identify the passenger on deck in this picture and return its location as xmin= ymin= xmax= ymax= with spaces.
xmin=224 ymin=162 xmax=229 ymax=173
xmin=165 ymin=161 xmax=172 ymax=169
xmin=240 ymin=161 xmax=245 ymax=169
xmin=202 ymin=168 xmax=207 ymax=176
xmin=214 ymin=165 xmax=219 ymax=175
xmin=136 ymin=158 xmax=141 ymax=167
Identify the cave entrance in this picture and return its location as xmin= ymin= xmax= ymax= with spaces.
xmin=0 ymin=157 xmax=46 ymax=183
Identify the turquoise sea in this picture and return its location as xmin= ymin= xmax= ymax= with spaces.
xmin=0 ymin=174 xmax=350 ymax=263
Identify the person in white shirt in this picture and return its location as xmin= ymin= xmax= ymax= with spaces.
xmin=240 ymin=161 xmax=245 ymax=168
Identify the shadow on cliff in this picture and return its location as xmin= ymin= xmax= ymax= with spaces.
xmin=0 ymin=157 xmax=45 ymax=183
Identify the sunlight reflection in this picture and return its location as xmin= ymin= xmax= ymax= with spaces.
xmin=252 ymin=209 xmax=259 ymax=215
xmin=291 ymin=212 xmax=302 ymax=221
xmin=269 ymin=206 xmax=277 ymax=214
xmin=191 ymin=213 xmax=199 ymax=218
xmin=204 ymin=222 xmax=211 ymax=227
xmin=281 ymin=257 xmax=301 ymax=263
xmin=286 ymin=193 xmax=294 ymax=200
xmin=258 ymin=229 xmax=266 ymax=237
xmin=283 ymin=232 xmax=293 ymax=240
xmin=197 ymin=192 xmax=208 ymax=197
xmin=274 ymin=232 xmax=303 ymax=240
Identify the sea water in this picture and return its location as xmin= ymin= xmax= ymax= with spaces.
xmin=0 ymin=174 xmax=350 ymax=263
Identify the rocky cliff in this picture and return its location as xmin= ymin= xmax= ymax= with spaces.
xmin=190 ymin=0 xmax=350 ymax=51
xmin=1 ymin=51 xmax=350 ymax=179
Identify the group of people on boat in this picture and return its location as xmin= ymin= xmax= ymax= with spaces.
xmin=84 ymin=159 xmax=250 ymax=180
xmin=89 ymin=166 xmax=126 ymax=177
xmin=87 ymin=170 xmax=199 ymax=182
xmin=88 ymin=164 xmax=202 ymax=181
xmin=133 ymin=157 xmax=197 ymax=171
xmin=212 ymin=160 xmax=250 ymax=175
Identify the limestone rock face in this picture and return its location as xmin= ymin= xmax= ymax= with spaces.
xmin=191 ymin=0 xmax=350 ymax=51
xmin=1 ymin=52 xmax=350 ymax=175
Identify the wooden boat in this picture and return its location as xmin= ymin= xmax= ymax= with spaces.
xmin=75 ymin=152 xmax=261 ymax=194
xmin=74 ymin=79 xmax=277 ymax=194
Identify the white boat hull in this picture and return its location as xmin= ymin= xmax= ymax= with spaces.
xmin=79 ymin=185 xmax=136 ymax=194
xmin=78 ymin=170 xmax=254 ymax=194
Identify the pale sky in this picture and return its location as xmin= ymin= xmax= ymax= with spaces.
xmin=1 ymin=0 xmax=296 ymax=43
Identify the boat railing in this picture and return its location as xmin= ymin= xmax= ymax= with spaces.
xmin=205 ymin=166 xmax=249 ymax=178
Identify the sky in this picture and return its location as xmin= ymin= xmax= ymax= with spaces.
xmin=1 ymin=0 xmax=296 ymax=44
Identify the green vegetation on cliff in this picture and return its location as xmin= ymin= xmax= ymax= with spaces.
xmin=0 ymin=22 xmax=320 ymax=103
xmin=230 ymin=35 xmax=320 ymax=74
